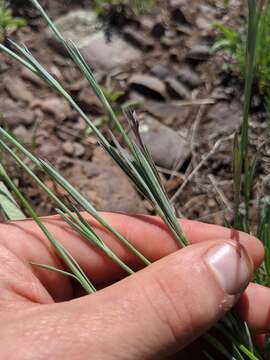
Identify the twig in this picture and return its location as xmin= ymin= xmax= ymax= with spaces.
xmin=171 ymin=134 xmax=234 ymax=205
xmin=208 ymin=174 xmax=232 ymax=211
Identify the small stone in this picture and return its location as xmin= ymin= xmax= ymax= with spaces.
xmin=0 ymin=98 xmax=34 ymax=127
xmin=150 ymin=64 xmax=171 ymax=80
xmin=81 ymin=32 xmax=141 ymax=71
xmin=138 ymin=116 xmax=191 ymax=170
xmin=186 ymin=44 xmax=210 ymax=61
xmin=31 ymin=97 xmax=71 ymax=121
xmin=39 ymin=143 xmax=58 ymax=157
xmin=196 ymin=17 xmax=212 ymax=31
xmin=4 ymin=77 xmax=33 ymax=103
xmin=46 ymin=10 xmax=98 ymax=50
xmin=77 ymin=87 xmax=103 ymax=113
xmin=13 ymin=125 xmax=32 ymax=144
xmin=166 ymin=76 xmax=190 ymax=99
xmin=129 ymin=74 xmax=167 ymax=101
xmin=177 ymin=67 xmax=201 ymax=89
xmin=62 ymin=141 xmax=74 ymax=156
xmin=73 ymin=142 xmax=85 ymax=157
xmin=145 ymin=102 xmax=190 ymax=124
xmin=123 ymin=28 xmax=154 ymax=51
xmin=62 ymin=141 xmax=85 ymax=157
xmin=21 ymin=68 xmax=44 ymax=87
xmin=206 ymin=101 xmax=242 ymax=134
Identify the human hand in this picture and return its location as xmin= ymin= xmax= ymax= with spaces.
xmin=0 ymin=213 xmax=265 ymax=359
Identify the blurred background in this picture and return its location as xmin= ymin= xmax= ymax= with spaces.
xmin=0 ymin=0 xmax=267 ymax=227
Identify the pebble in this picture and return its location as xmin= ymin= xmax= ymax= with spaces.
xmin=4 ymin=77 xmax=33 ymax=103
xmin=137 ymin=116 xmax=191 ymax=170
xmin=177 ymin=66 xmax=201 ymax=89
xmin=186 ymin=44 xmax=210 ymax=61
xmin=129 ymin=74 xmax=167 ymax=101
xmin=165 ymin=76 xmax=190 ymax=99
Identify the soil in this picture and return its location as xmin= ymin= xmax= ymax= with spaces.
xmin=0 ymin=0 xmax=268 ymax=226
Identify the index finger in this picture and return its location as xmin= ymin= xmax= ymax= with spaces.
xmin=0 ymin=212 xmax=264 ymax=299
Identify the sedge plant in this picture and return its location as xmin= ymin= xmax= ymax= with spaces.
xmin=0 ymin=0 xmax=268 ymax=358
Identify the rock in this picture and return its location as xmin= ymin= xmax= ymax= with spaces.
xmin=4 ymin=77 xmax=33 ymax=103
xmin=39 ymin=143 xmax=58 ymax=157
xmin=177 ymin=67 xmax=201 ymax=89
xmin=21 ymin=68 xmax=44 ymax=87
xmin=62 ymin=141 xmax=85 ymax=157
xmin=129 ymin=74 xmax=167 ymax=101
xmin=46 ymin=10 xmax=98 ymax=50
xmin=138 ymin=116 xmax=191 ymax=170
xmin=145 ymin=102 xmax=190 ymax=124
xmin=186 ymin=44 xmax=210 ymax=61
xmin=196 ymin=17 xmax=212 ymax=31
xmin=165 ymin=76 xmax=190 ymax=99
xmin=31 ymin=97 xmax=71 ymax=121
xmin=65 ymin=148 xmax=147 ymax=214
xmin=81 ymin=32 xmax=141 ymax=71
xmin=123 ymin=28 xmax=154 ymax=51
xmin=46 ymin=10 xmax=141 ymax=71
xmin=77 ymin=87 xmax=103 ymax=114
xmin=206 ymin=101 xmax=242 ymax=134
xmin=0 ymin=98 xmax=34 ymax=127
xmin=73 ymin=142 xmax=85 ymax=157
xmin=13 ymin=125 xmax=32 ymax=144
xmin=150 ymin=64 xmax=171 ymax=80
xmin=62 ymin=141 xmax=74 ymax=156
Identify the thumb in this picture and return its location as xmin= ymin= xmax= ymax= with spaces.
xmin=63 ymin=240 xmax=254 ymax=359
xmin=14 ymin=240 xmax=254 ymax=359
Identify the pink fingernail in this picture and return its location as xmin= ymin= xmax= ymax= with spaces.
xmin=206 ymin=243 xmax=252 ymax=295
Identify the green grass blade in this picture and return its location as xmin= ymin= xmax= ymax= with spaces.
xmin=0 ymin=180 xmax=26 ymax=220
xmin=0 ymin=164 xmax=95 ymax=294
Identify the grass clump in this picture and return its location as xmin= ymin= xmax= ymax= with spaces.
xmin=0 ymin=0 xmax=269 ymax=359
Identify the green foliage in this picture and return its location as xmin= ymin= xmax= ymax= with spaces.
xmin=213 ymin=1 xmax=270 ymax=98
xmin=212 ymin=22 xmax=245 ymax=72
xmin=0 ymin=176 xmax=26 ymax=220
xmin=0 ymin=3 xmax=26 ymax=42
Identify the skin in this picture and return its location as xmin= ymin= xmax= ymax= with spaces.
xmin=0 ymin=212 xmax=268 ymax=359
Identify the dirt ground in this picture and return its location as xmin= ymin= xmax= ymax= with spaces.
xmin=0 ymin=0 xmax=268 ymax=226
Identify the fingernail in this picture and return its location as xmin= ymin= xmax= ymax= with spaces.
xmin=205 ymin=243 xmax=253 ymax=295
